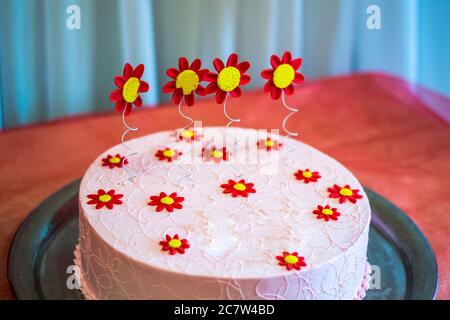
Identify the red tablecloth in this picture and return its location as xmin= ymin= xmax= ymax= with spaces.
xmin=0 ymin=73 xmax=449 ymax=299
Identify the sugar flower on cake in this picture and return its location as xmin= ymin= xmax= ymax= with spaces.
xmin=221 ymin=179 xmax=256 ymax=198
xmin=87 ymin=189 xmax=123 ymax=210
xmin=205 ymin=53 xmax=251 ymax=104
xmin=162 ymin=57 xmax=209 ymax=106
xmin=159 ymin=234 xmax=190 ymax=255
xmin=148 ymin=192 xmax=184 ymax=213
xmin=276 ymin=251 xmax=307 ymax=271
xmin=261 ymin=51 xmax=304 ymax=100
xmin=101 ymin=154 xmax=128 ymax=169
xmin=202 ymin=146 xmax=229 ymax=163
xmin=173 ymin=127 xmax=202 ymax=143
xmin=328 ymin=184 xmax=363 ymax=204
xmin=110 ymin=63 xmax=150 ymax=116
xmin=294 ymin=169 xmax=321 ymax=184
xmin=313 ymin=205 xmax=341 ymax=221
xmin=257 ymin=137 xmax=282 ymax=151
xmin=155 ymin=147 xmax=182 ymax=162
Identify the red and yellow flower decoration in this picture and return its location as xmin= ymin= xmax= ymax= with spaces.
xmin=87 ymin=189 xmax=123 ymax=210
xmin=221 ymin=179 xmax=256 ymax=198
xmin=155 ymin=148 xmax=182 ymax=162
xmin=328 ymin=184 xmax=363 ymax=204
xmin=148 ymin=192 xmax=184 ymax=213
xmin=276 ymin=251 xmax=307 ymax=271
xmin=294 ymin=169 xmax=321 ymax=184
xmin=205 ymin=53 xmax=251 ymax=104
xmin=162 ymin=57 xmax=209 ymax=106
xmin=101 ymin=154 xmax=128 ymax=169
xmin=202 ymin=146 xmax=229 ymax=163
xmin=110 ymin=63 xmax=150 ymax=116
xmin=313 ymin=205 xmax=341 ymax=221
xmin=261 ymin=51 xmax=304 ymax=100
xmin=174 ymin=127 xmax=202 ymax=143
xmin=257 ymin=137 xmax=282 ymax=151
xmin=159 ymin=234 xmax=190 ymax=255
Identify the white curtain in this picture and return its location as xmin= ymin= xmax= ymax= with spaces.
xmin=0 ymin=0 xmax=448 ymax=128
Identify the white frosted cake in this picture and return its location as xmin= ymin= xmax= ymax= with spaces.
xmin=75 ymin=127 xmax=371 ymax=300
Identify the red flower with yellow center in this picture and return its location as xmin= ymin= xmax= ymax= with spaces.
xmin=159 ymin=234 xmax=190 ymax=255
xmin=257 ymin=138 xmax=282 ymax=151
xmin=101 ymin=154 xmax=128 ymax=169
xmin=155 ymin=148 xmax=182 ymax=162
xmin=110 ymin=63 xmax=150 ymax=116
xmin=87 ymin=189 xmax=123 ymax=210
xmin=205 ymin=53 xmax=251 ymax=104
xmin=202 ymin=146 xmax=229 ymax=163
xmin=261 ymin=51 xmax=304 ymax=100
xmin=221 ymin=179 xmax=256 ymax=198
xmin=162 ymin=57 xmax=209 ymax=106
xmin=148 ymin=192 xmax=184 ymax=213
xmin=276 ymin=251 xmax=307 ymax=271
xmin=328 ymin=184 xmax=363 ymax=204
xmin=313 ymin=205 xmax=341 ymax=221
xmin=294 ymin=169 xmax=321 ymax=183
xmin=174 ymin=128 xmax=202 ymax=143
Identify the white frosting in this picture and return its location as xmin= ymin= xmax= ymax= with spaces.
xmin=77 ymin=127 xmax=371 ymax=299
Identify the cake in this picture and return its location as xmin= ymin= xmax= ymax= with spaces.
xmin=75 ymin=126 xmax=371 ymax=300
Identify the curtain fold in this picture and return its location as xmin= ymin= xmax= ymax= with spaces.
xmin=0 ymin=0 xmax=448 ymax=129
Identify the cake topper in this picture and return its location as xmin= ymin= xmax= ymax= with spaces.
xmin=261 ymin=51 xmax=304 ymax=140
xmin=205 ymin=53 xmax=251 ymax=129
xmin=110 ymin=63 xmax=149 ymax=181
xmin=163 ymin=57 xmax=209 ymax=141
xmin=205 ymin=53 xmax=251 ymax=176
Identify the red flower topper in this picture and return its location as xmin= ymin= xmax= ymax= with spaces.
xmin=148 ymin=192 xmax=184 ymax=213
xmin=87 ymin=189 xmax=123 ymax=210
xmin=159 ymin=234 xmax=190 ymax=255
xmin=221 ymin=179 xmax=256 ymax=198
xmin=276 ymin=251 xmax=307 ymax=271
xmin=328 ymin=184 xmax=363 ymax=204
xmin=155 ymin=148 xmax=182 ymax=162
xmin=162 ymin=57 xmax=209 ymax=106
xmin=313 ymin=205 xmax=341 ymax=221
xmin=110 ymin=63 xmax=150 ymax=116
xmin=174 ymin=127 xmax=202 ymax=143
xmin=294 ymin=169 xmax=321 ymax=184
xmin=257 ymin=138 xmax=282 ymax=151
xmin=205 ymin=53 xmax=251 ymax=103
xmin=261 ymin=51 xmax=304 ymax=100
xmin=202 ymin=146 xmax=229 ymax=163
xmin=101 ymin=154 xmax=128 ymax=169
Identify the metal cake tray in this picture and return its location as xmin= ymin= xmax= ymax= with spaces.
xmin=8 ymin=179 xmax=438 ymax=299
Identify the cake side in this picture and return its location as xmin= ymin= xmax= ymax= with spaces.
xmin=77 ymin=127 xmax=371 ymax=299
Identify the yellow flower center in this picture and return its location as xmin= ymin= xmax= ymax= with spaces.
xmin=302 ymin=170 xmax=312 ymax=178
xmin=322 ymin=208 xmax=334 ymax=216
xmin=176 ymin=70 xmax=199 ymax=95
xmin=168 ymin=239 xmax=182 ymax=248
xmin=273 ymin=64 xmax=295 ymax=89
xmin=160 ymin=196 xmax=174 ymax=205
xmin=284 ymin=255 xmax=299 ymax=264
xmin=217 ymin=67 xmax=241 ymax=92
xmin=163 ymin=149 xmax=175 ymax=158
xmin=180 ymin=129 xmax=195 ymax=138
xmin=98 ymin=194 xmax=112 ymax=203
xmin=122 ymin=77 xmax=141 ymax=103
xmin=211 ymin=150 xmax=223 ymax=158
xmin=339 ymin=188 xmax=353 ymax=196
xmin=109 ymin=157 xmax=121 ymax=164
xmin=233 ymin=183 xmax=246 ymax=191
xmin=264 ymin=139 xmax=274 ymax=147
